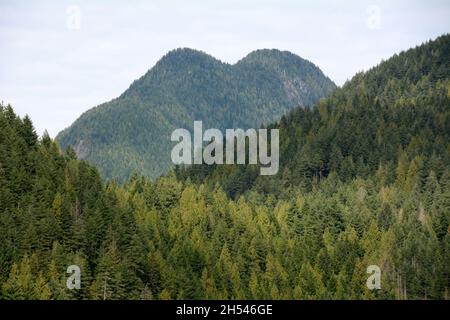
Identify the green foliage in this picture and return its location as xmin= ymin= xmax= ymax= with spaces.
xmin=181 ymin=34 xmax=450 ymax=200
xmin=56 ymin=48 xmax=335 ymax=182
xmin=0 ymin=34 xmax=449 ymax=300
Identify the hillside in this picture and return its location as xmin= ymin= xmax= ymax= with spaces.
xmin=0 ymin=35 xmax=448 ymax=300
xmin=179 ymin=34 xmax=450 ymax=199
xmin=56 ymin=48 xmax=335 ymax=182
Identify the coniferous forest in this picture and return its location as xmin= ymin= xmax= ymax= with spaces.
xmin=0 ymin=35 xmax=449 ymax=300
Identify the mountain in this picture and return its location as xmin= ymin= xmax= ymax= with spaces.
xmin=179 ymin=34 xmax=450 ymax=199
xmin=1 ymin=34 xmax=448 ymax=300
xmin=56 ymin=48 xmax=335 ymax=181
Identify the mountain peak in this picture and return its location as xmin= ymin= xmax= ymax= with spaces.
xmin=238 ymin=49 xmax=309 ymax=66
xmin=236 ymin=49 xmax=329 ymax=84
xmin=156 ymin=48 xmax=223 ymax=67
xmin=164 ymin=47 xmax=212 ymax=58
xmin=57 ymin=47 xmax=336 ymax=181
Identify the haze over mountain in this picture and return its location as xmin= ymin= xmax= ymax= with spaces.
xmin=56 ymin=48 xmax=335 ymax=181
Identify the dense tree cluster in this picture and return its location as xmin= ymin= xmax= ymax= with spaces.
xmin=180 ymin=35 xmax=450 ymax=199
xmin=0 ymin=35 xmax=449 ymax=300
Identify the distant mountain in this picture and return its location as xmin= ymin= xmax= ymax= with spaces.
xmin=56 ymin=48 xmax=335 ymax=181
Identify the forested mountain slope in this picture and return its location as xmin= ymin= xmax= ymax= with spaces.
xmin=57 ymin=49 xmax=335 ymax=181
xmin=0 ymin=35 xmax=448 ymax=300
xmin=179 ymin=34 xmax=450 ymax=199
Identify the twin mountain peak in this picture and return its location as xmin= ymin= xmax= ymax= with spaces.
xmin=56 ymin=48 xmax=336 ymax=181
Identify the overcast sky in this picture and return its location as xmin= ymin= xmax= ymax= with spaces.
xmin=1 ymin=0 xmax=449 ymax=137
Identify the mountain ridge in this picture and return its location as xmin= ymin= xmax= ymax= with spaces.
xmin=57 ymin=48 xmax=336 ymax=181
xmin=1 ymin=35 xmax=448 ymax=300
xmin=178 ymin=34 xmax=450 ymax=199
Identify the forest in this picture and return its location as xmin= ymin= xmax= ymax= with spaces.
xmin=0 ymin=34 xmax=448 ymax=300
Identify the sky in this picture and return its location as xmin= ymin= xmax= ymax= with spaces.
xmin=1 ymin=0 xmax=449 ymax=137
